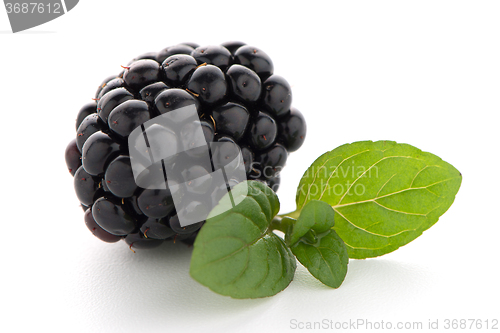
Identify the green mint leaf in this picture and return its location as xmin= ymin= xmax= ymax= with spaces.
xmin=190 ymin=181 xmax=296 ymax=299
xmin=291 ymin=229 xmax=348 ymax=288
xmin=286 ymin=200 xmax=348 ymax=288
xmin=295 ymin=140 xmax=462 ymax=259
xmin=286 ymin=200 xmax=335 ymax=246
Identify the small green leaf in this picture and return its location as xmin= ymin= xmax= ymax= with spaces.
xmin=291 ymin=229 xmax=348 ymax=289
xmin=286 ymin=200 xmax=335 ymax=246
xmin=190 ymin=181 xmax=296 ymax=299
xmin=295 ymin=140 xmax=462 ymax=259
xmin=287 ymin=200 xmax=348 ymax=288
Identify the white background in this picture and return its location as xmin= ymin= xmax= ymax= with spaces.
xmin=1 ymin=1 xmax=499 ymax=332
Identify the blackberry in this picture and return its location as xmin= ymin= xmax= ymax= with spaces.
xmin=191 ymin=45 xmax=232 ymax=72
xmin=122 ymin=59 xmax=161 ymax=91
xmin=162 ymin=55 xmax=197 ymax=87
xmin=221 ymin=41 xmax=247 ymax=55
xmin=125 ymin=232 xmax=164 ymax=252
xmin=234 ymin=45 xmax=274 ymax=80
xmin=186 ymin=64 xmax=227 ymax=105
xmin=81 ymin=131 xmax=121 ymax=176
xmin=139 ymin=82 xmax=169 ymax=104
xmin=181 ymin=165 xmax=213 ymax=195
xmin=254 ymin=143 xmax=288 ymax=178
xmin=97 ymin=87 xmax=134 ymax=123
xmin=211 ymin=102 xmax=250 ymax=140
xmin=67 ymin=42 xmax=306 ymax=250
xmin=76 ymin=102 xmax=98 ymax=130
xmin=169 ymin=213 xmax=204 ymax=235
xmin=76 ymin=113 xmax=106 ymax=152
xmin=92 ymin=195 xmax=137 ymax=236
xmin=157 ymin=44 xmax=195 ymax=64
xmin=277 ymin=107 xmax=306 ymax=152
xmin=108 ymin=99 xmax=151 ymax=138
xmin=140 ymin=216 xmax=175 ymax=240
xmin=247 ymin=111 xmax=277 ymax=151
xmin=84 ymin=208 xmax=122 ymax=243
xmin=96 ymin=77 xmax=125 ymax=100
xmin=130 ymin=52 xmax=158 ymax=62
xmin=226 ymin=64 xmax=262 ymax=103
xmin=154 ymin=88 xmax=200 ymax=115
xmin=137 ymin=188 xmax=176 ymax=219
xmin=74 ymin=166 xmax=101 ymax=206
xmin=104 ymin=155 xmax=138 ymax=198
xmin=65 ymin=139 xmax=81 ymax=176
xmin=262 ymin=75 xmax=292 ymax=118
xmin=94 ymin=75 xmax=116 ymax=100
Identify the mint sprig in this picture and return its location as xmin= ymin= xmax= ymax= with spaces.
xmin=190 ymin=141 xmax=462 ymax=298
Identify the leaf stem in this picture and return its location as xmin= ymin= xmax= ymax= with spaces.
xmin=278 ymin=209 xmax=301 ymax=220
xmin=270 ymin=216 xmax=295 ymax=234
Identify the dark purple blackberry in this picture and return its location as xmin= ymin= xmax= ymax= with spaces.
xmin=178 ymin=120 xmax=209 ymax=159
xmin=212 ymin=102 xmax=249 ymax=141
xmin=154 ymin=88 xmax=200 ymax=115
xmin=97 ymin=87 xmax=134 ymax=123
xmin=108 ymin=99 xmax=151 ymax=138
xmin=181 ymin=165 xmax=213 ymax=195
xmin=261 ymin=75 xmax=292 ymax=118
xmin=240 ymin=146 xmax=254 ymax=175
xmin=180 ymin=42 xmax=200 ymax=49
xmin=97 ymin=77 xmax=125 ymax=100
xmin=277 ymin=107 xmax=306 ymax=152
xmin=104 ymin=155 xmax=138 ymax=198
xmin=84 ymin=208 xmax=122 ymax=243
xmin=255 ymin=143 xmax=288 ymax=178
xmin=95 ymin=75 xmax=116 ymax=99
xmin=137 ymin=189 xmax=175 ymax=219
xmin=76 ymin=114 xmax=106 ymax=152
xmin=67 ymin=42 xmax=306 ymax=250
xmin=139 ymin=82 xmax=169 ymax=104
xmin=200 ymin=119 xmax=215 ymax=142
xmin=267 ymin=174 xmax=281 ymax=192
xmin=92 ymin=195 xmax=137 ymax=236
xmin=81 ymin=131 xmax=121 ymax=176
xmin=191 ymin=45 xmax=232 ymax=72
xmin=125 ymin=232 xmax=164 ymax=251
xmin=122 ymin=59 xmax=161 ymax=91
xmin=186 ymin=64 xmax=227 ymax=105
xmin=247 ymin=111 xmax=277 ymax=151
xmin=234 ymin=45 xmax=274 ymax=80
xmin=157 ymin=44 xmax=195 ymax=64
xmin=161 ymin=55 xmax=197 ymax=87
xmin=131 ymin=52 xmax=158 ymax=62
xmin=221 ymin=41 xmax=246 ymax=55
xmin=212 ymin=135 xmax=241 ymax=170
xmin=74 ymin=166 xmax=101 ymax=206
xmin=226 ymin=64 xmax=262 ymax=103
xmin=65 ymin=139 xmax=81 ymax=176
xmin=140 ymin=216 xmax=175 ymax=240
xmin=76 ymin=102 xmax=97 ymax=130
xmin=169 ymin=213 xmax=204 ymax=235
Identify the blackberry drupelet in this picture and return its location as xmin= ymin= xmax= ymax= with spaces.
xmin=66 ymin=42 xmax=307 ymax=250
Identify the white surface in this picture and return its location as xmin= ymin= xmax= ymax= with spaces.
xmin=1 ymin=1 xmax=499 ymax=332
